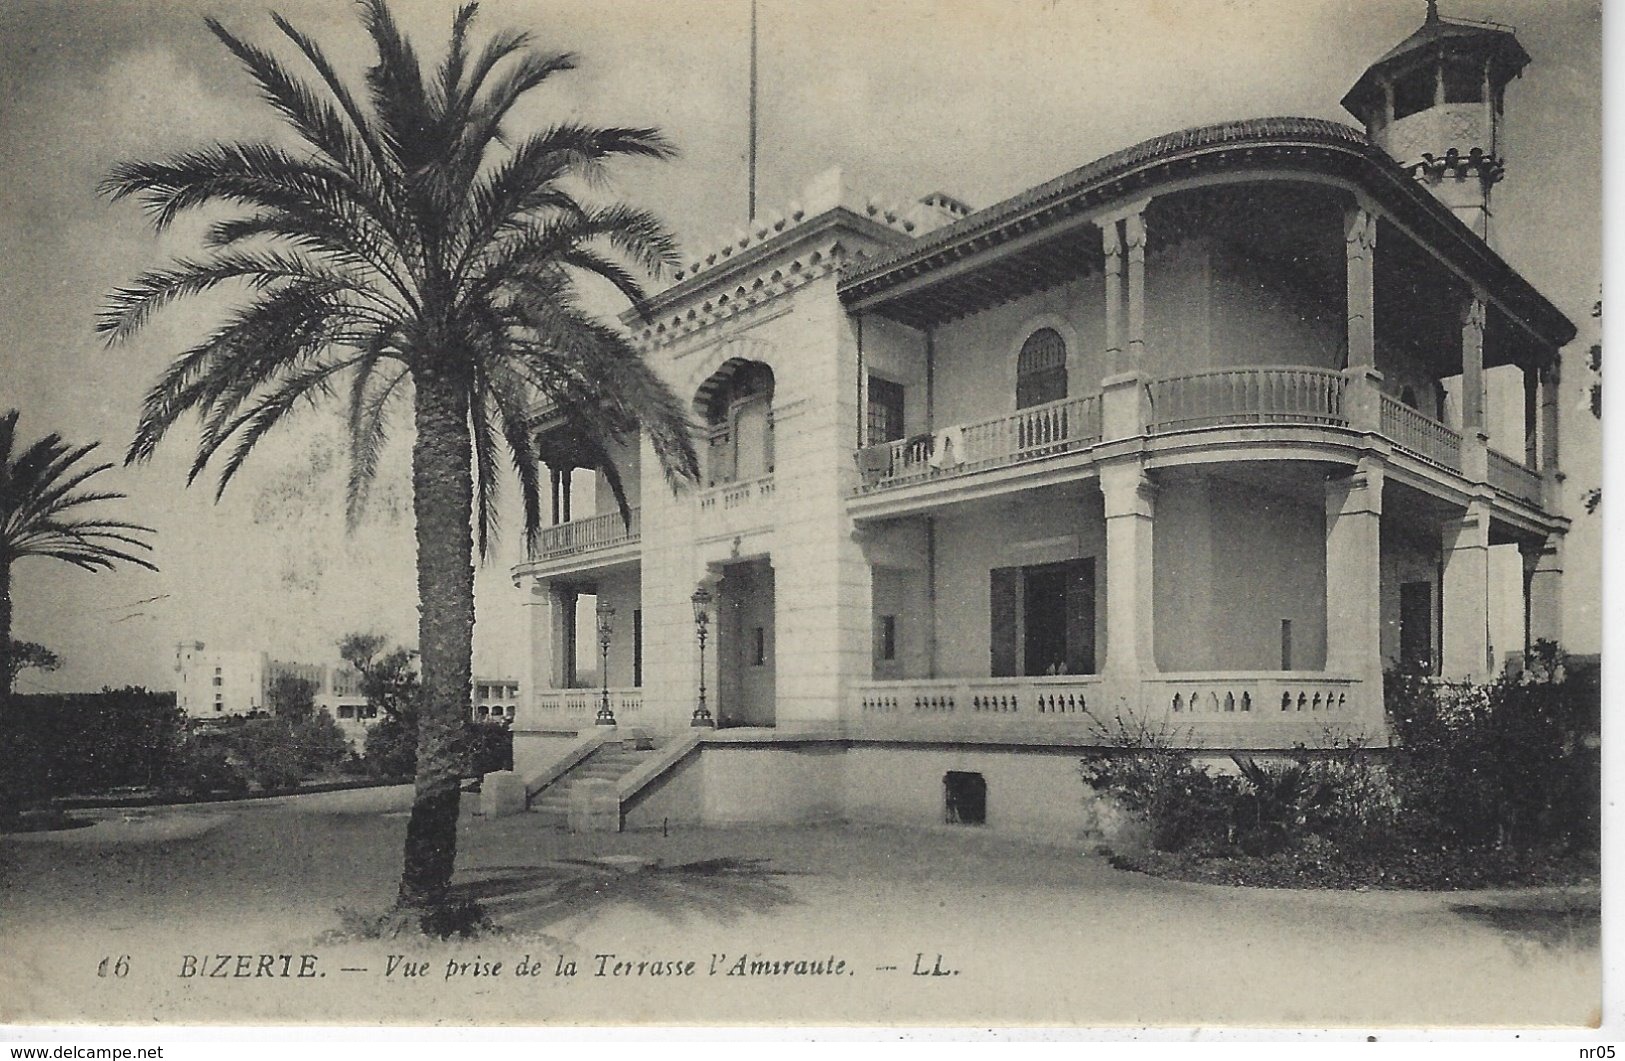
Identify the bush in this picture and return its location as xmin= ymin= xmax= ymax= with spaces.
xmin=1 ymin=688 xmax=185 ymax=806
xmin=1081 ymin=749 xmax=1236 ymax=853
xmin=363 ymin=715 xmax=417 ymax=778
xmin=292 ymin=710 xmax=351 ymax=776
xmin=1385 ymin=652 xmax=1597 ymax=851
xmin=161 ymin=739 xmax=249 ymax=799
xmin=467 ymin=721 xmax=513 ymax=776
xmin=229 ymin=718 xmax=307 ymax=791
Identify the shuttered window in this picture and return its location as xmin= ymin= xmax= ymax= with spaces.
xmin=990 ymin=567 xmax=1021 ymax=677
xmin=1016 ymin=328 xmax=1068 ymax=409
xmin=990 ymin=558 xmax=1095 ymax=677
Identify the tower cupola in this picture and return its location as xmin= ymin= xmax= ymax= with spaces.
xmin=1342 ymin=1 xmax=1531 ymax=246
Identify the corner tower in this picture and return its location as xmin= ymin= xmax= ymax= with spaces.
xmin=1341 ymin=1 xmax=1531 ymax=246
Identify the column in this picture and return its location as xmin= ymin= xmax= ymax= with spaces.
xmin=1460 ymin=294 xmax=1489 ymax=483
xmin=1102 ymin=221 xmax=1123 ymax=368
xmin=1342 ymin=204 xmax=1382 ymax=430
xmin=523 ymin=581 xmax=572 ymax=714
xmin=1523 ymin=364 xmax=1539 ymax=467
xmin=1101 ymin=461 xmax=1156 ymax=690
xmin=1343 ymin=204 xmax=1377 ymax=371
xmin=1540 ymin=357 xmax=1562 ymax=471
xmin=1124 ymin=209 xmax=1148 ymax=364
xmin=1442 ymin=499 xmax=1492 ymax=681
xmin=1460 ymin=295 xmax=1487 ymax=433
xmin=1324 ymin=460 xmax=1384 ymax=681
xmin=1521 ymin=535 xmax=1564 ymax=654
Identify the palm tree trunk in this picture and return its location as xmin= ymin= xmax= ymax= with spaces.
xmin=397 ymin=367 xmax=475 ymax=916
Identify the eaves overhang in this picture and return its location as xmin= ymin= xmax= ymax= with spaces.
xmin=837 ymin=117 xmax=1575 ymax=349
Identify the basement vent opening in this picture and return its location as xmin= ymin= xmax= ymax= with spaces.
xmin=944 ymin=771 xmax=987 ymax=825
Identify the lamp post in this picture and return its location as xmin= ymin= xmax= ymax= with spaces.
xmin=690 ymin=586 xmax=715 ymax=727
xmin=595 ymin=600 xmax=616 ymax=726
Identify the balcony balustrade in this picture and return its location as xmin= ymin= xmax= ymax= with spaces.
xmin=1140 ymin=672 xmax=1367 ymax=746
xmin=851 ymin=675 xmax=1103 ymax=723
xmin=856 ymin=394 xmax=1101 ymax=492
xmin=840 ymin=365 xmax=1530 ymax=517
xmin=530 ymin=687 xmax=643 ymax=723
xmin=848 ymin=672 xmax=1369 ymax=746
xmin=1378 ymin=392 xmax=1463 ymax=472
xmin=530 ymin=508 xmax=640 ymax=562
xmin=1486 ymin=448 xmax=1543 ymax=506
xmin=1145 ymin=366 xmax=1347 ymax=433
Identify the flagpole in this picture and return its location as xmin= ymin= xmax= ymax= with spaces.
xmin=748 ymin=0 xmax=758 ymax=221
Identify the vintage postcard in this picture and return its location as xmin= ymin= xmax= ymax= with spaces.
xmin=0 ymin=0 xmax=1603 ymax=1032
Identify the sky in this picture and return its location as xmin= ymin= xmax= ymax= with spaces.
xmin=0 ymin=0 xmax=1603 ymax=693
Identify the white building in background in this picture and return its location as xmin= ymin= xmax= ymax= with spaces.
xmin=504 ymin=5 xmax=1573 ymax=837
xmin=174 ymin=642 xmax=269 ymax=719
xmin=175 ymin=642 xmax=517 ymax=744
xmin=474 ymin=678 xmax=521 ymax=723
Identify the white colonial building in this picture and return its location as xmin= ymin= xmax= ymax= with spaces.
xmin=501 ymin=6 xmax=1573 ymax=837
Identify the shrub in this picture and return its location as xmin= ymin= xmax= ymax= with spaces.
xmin=229 ymin=718 xmax=306 ymax=791
xmin=161 ymin=739 xmax=249 ymax=799
xmin=363 ymin=715 xmax=418 ymax=778
xmin=1 ymin=688 xmax=185 ymax=805
xmin=291 ymin=710 xmax=350 ymax=775
xmin=466 ymin=720 xmax=513 ymax=776
xmin=1385 ymin=651 xmax=1597 ymax=851
xmin=1230 ymin=757 xmax=1329 ymax=856
xmin=1081 ymin=749 xmax=1237 ymax=853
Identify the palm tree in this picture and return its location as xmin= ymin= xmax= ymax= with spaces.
xmin=0 ymin=409 xmax=157 ymax=701
xmin=99 ymin=1 xmax=699 ymax=921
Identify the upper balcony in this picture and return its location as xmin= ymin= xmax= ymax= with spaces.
xmin=853 ymin=364 xmax=1548 ymax=516
xmin=513 ymin=508 xmax=641 ymax=580
xmin=841 ymin=123 xmax=1572 ymax=524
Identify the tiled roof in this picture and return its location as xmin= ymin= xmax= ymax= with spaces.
xmin=1342 ymin=16 xmax=1530 ymax=116
xmin=837 ymin=116 xmax=1574 ymax=346
xmin=841 ymin=117 xmax=1373 ymax=286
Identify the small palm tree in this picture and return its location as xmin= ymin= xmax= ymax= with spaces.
xmin=0 ymin=409 xmax=157 ymax=701
xmin=99 ymin=1 xmax=698 ymax=921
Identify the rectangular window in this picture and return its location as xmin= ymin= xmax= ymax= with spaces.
xmin=991 ymin=558 xmax=1096 ymax=677
xmin=1280 ymin=619 xmax=1293 ymax=671
xmin=212 ymin=675 xmax=222 ymax=686
xmin=752 ymin=626 xmax=766 ymax=667
xmin=1400 ymin=581 xmax=1434 ymax=672
xmin=866 ymin=376 xmax=906 ymax=445
xmin=880 ymin=615 xmax=898 ymax=661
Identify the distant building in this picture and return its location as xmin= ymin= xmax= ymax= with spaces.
xmin=472 ymin=678 xmax=521 ymax=723
xmin=174 ymin=642 xmax=515 ymax=741
xmin=174 ymin=643 xmax=269 ymax=719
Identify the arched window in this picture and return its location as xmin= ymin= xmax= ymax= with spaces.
xmin=1016 ymin=327 xmax=1068 ymax=409
xmin=696 ymin=359 xmax=775 ymax=486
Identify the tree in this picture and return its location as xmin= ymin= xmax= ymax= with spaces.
xmin=342 ymin=632 xmax=422 ymax=778
xmin=5 ymin=640 xmax=62 ymax=689
xmin=268 ymin=673 xmax=318 ymax=722
xmin=100 ymin=2 xmax=699 ymax=922
xmin=1 ymin=410 xmax=157 ymax=706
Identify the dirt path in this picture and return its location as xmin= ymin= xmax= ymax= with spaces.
xmin=0 ymin=796 xmax=1598 ymax=1028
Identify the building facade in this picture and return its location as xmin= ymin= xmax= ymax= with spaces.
xmin=506 ymin=8 xmax=1573 ymax=836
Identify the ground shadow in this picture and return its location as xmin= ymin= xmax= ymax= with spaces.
xmin=1449 ymin=899 xmax=1600 ymax=952
xmin=449 ymin=856 xmax=803 ymax=935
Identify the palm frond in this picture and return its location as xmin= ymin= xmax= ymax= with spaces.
xmin=1 ymin=411 xmax=157 ymax=575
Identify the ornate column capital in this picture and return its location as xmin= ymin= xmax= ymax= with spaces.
xmin=1343 ymin=204 xmax=1378 ymax=254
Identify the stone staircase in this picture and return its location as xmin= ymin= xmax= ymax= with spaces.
xmin=529 ymin=740 xmax=661 ymax=829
